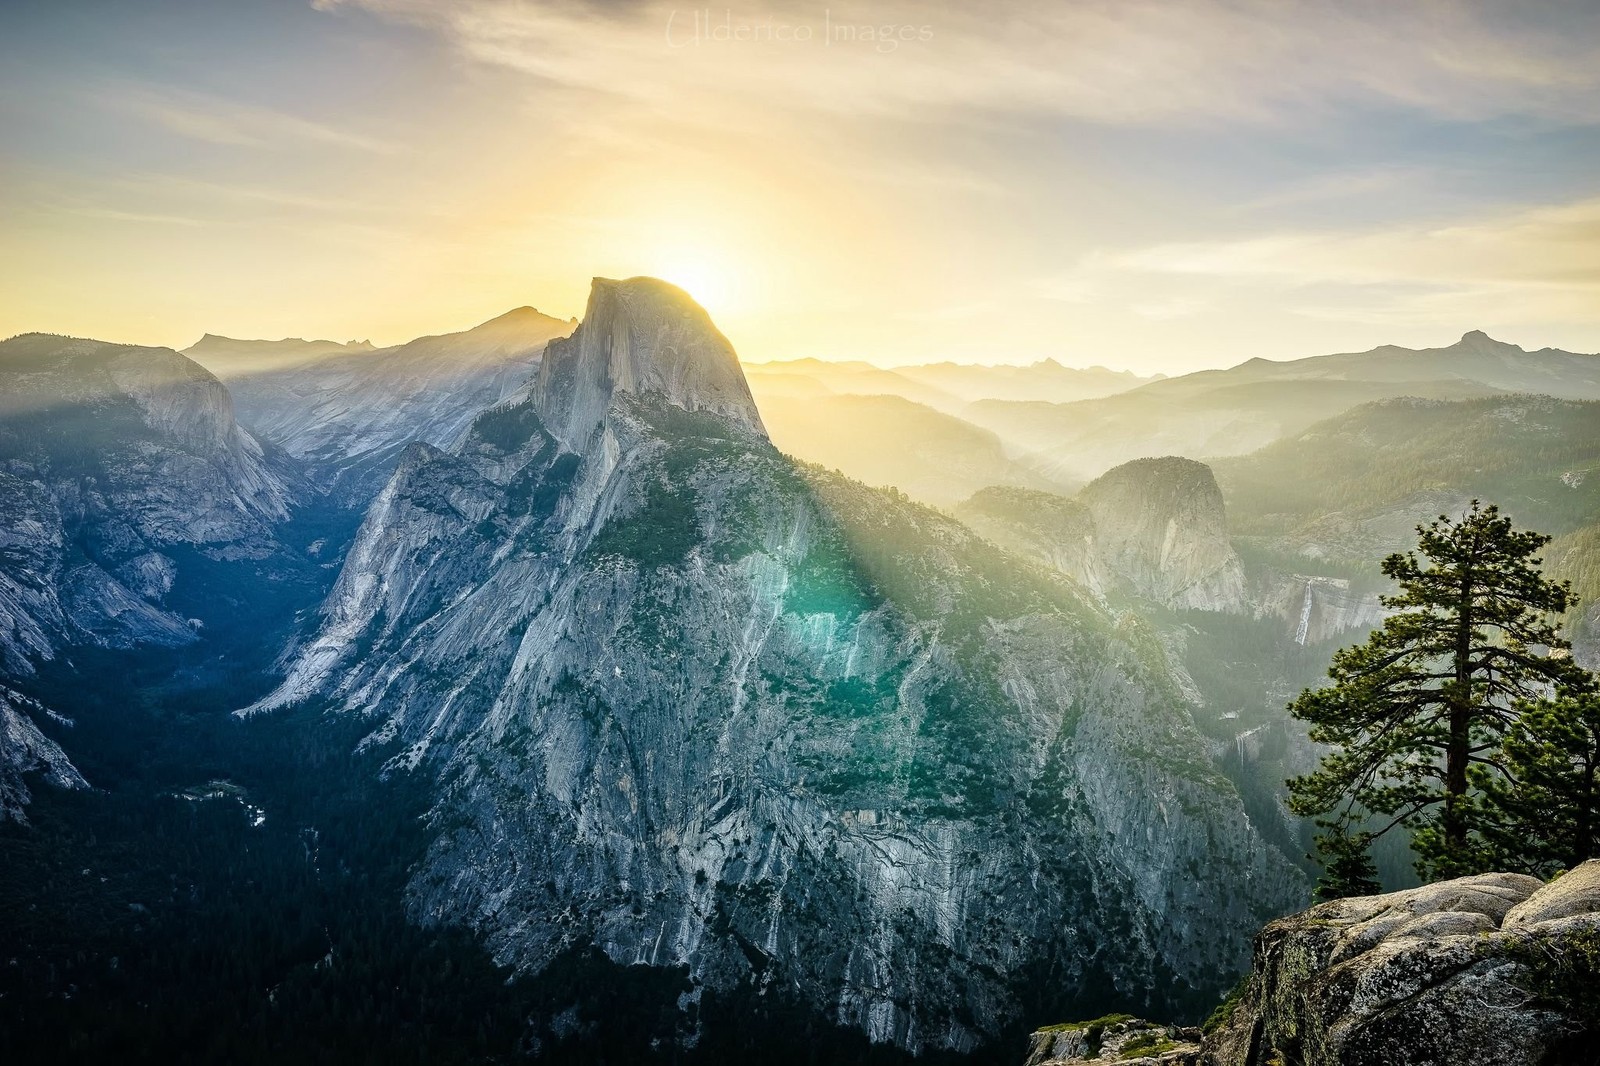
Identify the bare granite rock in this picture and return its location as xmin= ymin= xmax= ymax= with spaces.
xmin=189 ymin=307 xmax=573 ymax=504
xmin=0 ymin=336 xmax=299 ymax=671
xmin=1200 ymin=865 xmax=1600 ymax=1066
xmin=1 ymin=686 xmax=87 ymax=823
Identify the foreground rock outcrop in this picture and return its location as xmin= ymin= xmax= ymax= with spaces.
xmin=1201 ymin=863 xmax=1600 ymax=1066
xmin=1028 ymin=864 xmax=1600 ymax=1066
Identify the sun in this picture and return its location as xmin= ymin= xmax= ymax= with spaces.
xmin=642 ymin=241 xmax=748 ymax=317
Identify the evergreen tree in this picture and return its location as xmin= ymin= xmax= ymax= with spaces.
xmin=1287 ymin=501 xmax=1584 ymax=887
xmin=1476 ymin=689 xmax=1600 ymax=875
xmin=1310 ymin=830 xmax=1382 ymax=901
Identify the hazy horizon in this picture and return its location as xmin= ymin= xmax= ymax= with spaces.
xmin=14 ymin=293 xmax=1585 ymax=379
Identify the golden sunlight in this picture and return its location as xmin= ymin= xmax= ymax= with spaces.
xmin=637 ymin=240 xmax=749 ymax=318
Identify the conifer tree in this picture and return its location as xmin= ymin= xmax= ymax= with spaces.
xmin=1476 ymin=689 xmax=1600 ymax=875
xmin=1287 ymin=502 xmax=1584 ymax=889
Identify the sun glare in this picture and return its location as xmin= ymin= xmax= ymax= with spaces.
xmin=638 ymin=238 xmax=750 ymax=318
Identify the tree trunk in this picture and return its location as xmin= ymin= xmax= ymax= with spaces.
xmin=1446 ymin=564 xmax=1476 ymax=857
xmin=1444 ymin=705 xmax=1470 ymax=854
xmin=1578 ymin=758 xmax=1597 ymax=869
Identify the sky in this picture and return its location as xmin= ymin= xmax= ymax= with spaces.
xmin=1 ymin=0 xmax=1598 ymax=375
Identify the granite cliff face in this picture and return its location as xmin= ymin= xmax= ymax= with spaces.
xmin=1 ymin=686 xmax=87 ymax=823
xmin=533 ymin=277 xmax=765 ymax=447
xmin=189 ymin=307 xmax=574 ymax=502
xmin=1201 ymin=863 xmax=1600 ymax=1066
xmin=249 ymin=278 xmax=1304 ymax=1053
xmin=0 ymin=334 xmax=303 ymax=816
xmin=0 ymin=335 xmax=298 ymax=671
xmin=1076 ymin=459 xmax=1246 ymax=612
xmin=957 ymin=459 xmax=1246 ymax=613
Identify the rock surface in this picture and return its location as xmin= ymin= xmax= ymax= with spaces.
xmin=0 ymin=686 xmax=87 ymax=823
xmin=0 ymin=334 xmax=309 ymax=817
xmin=957 ymin=458 xmax=1247 ymax=612
xmin=1201 ymin=865 xmax=1600 ymax=1066
xmin=0 ymin=334 xmax=299 ymax=675
xmin=1077 ymin=459 xmax=1247 ymax=612
xmin=534 ymin=276 xmax=766 ymax=449
xmin=248 ymin=278 xmax=1304 ymax=1053
xmin=190 ymin=306 xmax=573 ymax=503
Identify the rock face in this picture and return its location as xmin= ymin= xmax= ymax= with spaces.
xmin=1077 ymin=459 xmax=1247 ymax=612
xmin=1202 ymin=864 xmax=1600 ymax=1066
xmin=0 ymin=334 xmax=298 ymax=676
xmin=1 ymin=686 xmax=87 ymax=823
xmin=534 ymin=276 xmax=765 ymax=448
xmin=957 ymin=488 xmax=1104 ymax=596
xmin=190 ymin=306 xmax=573 ymax=502
xmin=957 ymin=458 xmax=1247 ymax=612
xmin=249 ymin=278 xmax=1303 ymax=1053
xmin=1251 ymin=574 xmax=1386 ymax=648
xmin=0 ymin=334 xmax=306 ymax=818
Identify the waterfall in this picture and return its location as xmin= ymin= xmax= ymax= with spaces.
xmin=1294 ymin=580 xmax=1316 ymax=646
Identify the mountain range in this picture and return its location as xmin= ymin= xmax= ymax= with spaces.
xmin=2 ymin=292 xmax=1598 ymax=1062
xmin=967 ymin=330 xmax=1600 ymax=485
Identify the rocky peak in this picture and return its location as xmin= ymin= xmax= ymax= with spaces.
xmin=456 ymin=305 xmax=570 ymax=345
xmin=956 ymin=459 xmax=1248 ymax=611
xmin=1455 ymin=328 xmax=1525 ymax=353
xmin=533 ymin=276 xmax=766 ymax=450
xmin=1076 ymin=457 xmax=1247 ymax=611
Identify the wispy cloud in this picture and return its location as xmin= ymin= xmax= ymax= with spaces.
xmin=314 ymin=0 xmax=1600 ymax=128
xmin=111 ymin=174 xmax=406 ymax=215
xmin=1232 ymin=167 xmax=1430 ymax=214
xmin=1116 ymin=197 xmax=1600 ymax=289
xmin=1055 ymin=195 xmax=1600 ymax=328
xmin=65 ymin=206 xmax=205 ymax=228
xmin=100 ymin=85 xmax=400 ymax=154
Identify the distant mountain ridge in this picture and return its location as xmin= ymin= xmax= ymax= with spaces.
xmin=744 ymin=355 xmax=1156 ymax=411
xmin=193 ymin=306 xmax=575 ymax=502
xmin=967 ymin=331 xmax=1600 ymax=485
xmin=185 ymin=333 xmax=374 ymax=366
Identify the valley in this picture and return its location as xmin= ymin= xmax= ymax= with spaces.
xmin=3 ymin=289 xmax=1598 ymax=1064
